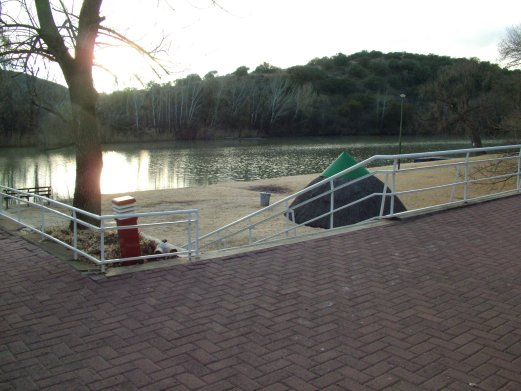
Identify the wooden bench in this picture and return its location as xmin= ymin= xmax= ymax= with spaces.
xmin=3 ymin=186 xmax=52 ymax=209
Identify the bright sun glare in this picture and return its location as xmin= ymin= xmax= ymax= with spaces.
xmin=93 ymin=46 xmax=152 ymax=93
xmin=100 ymin=151 xmax=150 ymax=194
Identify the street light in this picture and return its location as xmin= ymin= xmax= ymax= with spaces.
xmin=397 ymin=93 xmax=406 ymax=169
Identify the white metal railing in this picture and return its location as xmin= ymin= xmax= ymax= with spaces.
xmin=2 ymin=144 xmax=521 ymax=267
xmin=198 ymin=144 xmax=521 ymax=252
xmin=0 ymin=188 xmax=199 ymax=273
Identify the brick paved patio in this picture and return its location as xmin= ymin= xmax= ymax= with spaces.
xmin=1 ymin=196 xmax=521 ymax=390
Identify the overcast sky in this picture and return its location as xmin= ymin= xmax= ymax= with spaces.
xmin=91 ymin=0 xmax=521 ymax=92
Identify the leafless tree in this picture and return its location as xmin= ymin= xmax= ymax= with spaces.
xmin=499 ymin=24 xmax=521 ymax=69
xmin=267 ymin=76 xmax=294 ymax=127
xmin=425 ymin=59 xmax=496 ymax=148
xmin=498 ymin=24 xmax=521 ymax=139
xmin=0 ymin=0 xmax=167 ymax=224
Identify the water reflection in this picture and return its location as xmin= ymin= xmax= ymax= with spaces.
xmin=100 ymin=150 xmax=151 ymax=194
xmin=0 ymin=148 xmax=76 ymax=199
xmin=0 ymin=136 xmax=507 ymax=200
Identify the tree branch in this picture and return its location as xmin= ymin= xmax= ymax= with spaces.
xmin=34 ymin=0 xmax=75 ymax=75
xmin=499 ymin=25 xmax=521 ymax=69
xmin=31 ymin=98 xmax=70 ymax=124
xmin=75 ymin=0 xmax=103 ymax=72
xmin=97 ymin=26 xmax=169 ymax=76
xmin=2 ymin=0 xmax=170 ymax=86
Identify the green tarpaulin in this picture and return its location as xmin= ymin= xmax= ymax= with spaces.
xmin=321 ymin=151 xmax=370 ymax=180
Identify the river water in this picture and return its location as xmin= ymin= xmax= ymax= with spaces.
xmin=0 ymin=136 xmax=510 ymax=199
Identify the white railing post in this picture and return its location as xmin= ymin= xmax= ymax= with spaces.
xmin=100 ymin=219 xmax=105 ymax=266
xmin=284 ymin=200 xmax=290 ymax=238
xmin=16 ymin=198 xmax=21 ymax=222
xmin=194 ymin=210 xmax=200 ymax=258
xmin=380 ymin=172 xmax=390 ymax=218
xmin=248 ymin=217 xmax=253 ymax=244
xmin=39 ymin=201 xmax=46 ymax=240
xmin=450 ymin=167 xmax=461 ymax=202
xmin=517 ymin=147 xmax=521 ymax=192
xmin=72 ymin=211 xmax=78 ymax=260
xmin=390 ymin=159 xmax=398 ymax=215
xmin=329 ymin=180 xmax=335 ymax=229
xmin=187 ymin=217 xmax=193 ymax=259
xmin=464 ymin=152 xmax=470 ymax=202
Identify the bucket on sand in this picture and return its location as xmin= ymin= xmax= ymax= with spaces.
xmin=260 ymin=192 xmax=271 ymax=207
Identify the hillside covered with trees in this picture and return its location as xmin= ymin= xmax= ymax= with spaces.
xmin=0 ymin=70 xmax=69 ymax=146
xmin=2 ymin=50 xmax=521 ymax=148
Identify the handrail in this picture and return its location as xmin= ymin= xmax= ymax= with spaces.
xmin=370 ymin=143 xmax=521 ymax=159
xmin=199 ymin=144 xmax=521 ymax=251
xmin=199 ymin=144 xmax=521 ymax=243
xmin=0 ymin=186 xmax=200 ymax=272
xmin=2 ymin=144 xmax=521 ymax=268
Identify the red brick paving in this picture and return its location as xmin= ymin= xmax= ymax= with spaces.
xmin=1 ymin=196 xmax=521 ymax=390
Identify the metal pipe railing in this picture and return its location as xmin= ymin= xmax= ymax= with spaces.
xmin=199 ymin=144 xmax=521 ymax=251
xmin=2 ymin=144 xmax=521 ymax=264
xmin=0 ymin=187 xmax=199 ymax=271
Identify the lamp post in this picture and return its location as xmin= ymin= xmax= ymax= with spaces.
xmin=397 ymin=93 xmax=406 ymax=169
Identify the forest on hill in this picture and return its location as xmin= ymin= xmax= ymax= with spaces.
xmin=1 ymin=50 xmax=521 ymax=148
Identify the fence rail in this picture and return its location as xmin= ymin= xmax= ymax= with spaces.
xmin=0 ymin=188 xmax=199 ymax=273
xmin=198 ymin=144 xmax=521 ymax=252
xmin=1 ymin=144 xmax=520 ymax=271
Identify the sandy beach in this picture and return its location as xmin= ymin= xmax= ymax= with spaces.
xmin=101 ymin=173 xmax=319 ymax=248
xmin=96 ymin=156 xmax=517 ymax=249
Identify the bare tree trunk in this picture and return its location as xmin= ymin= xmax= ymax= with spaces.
xmin=133 ymin=92 xmax=140 ymax=130
xmin=68 ymin=67 xmax=103 ymax=225
xmin=36 ymin=0 xmax=103 ymax=224
xmin=187 ymin=82 xmax=202 ymax=125
xmin=209 ymin=79 xmax=224 ymax=128
xmin=469 ymin=126 xmax=483 ymax=148
xmin=268 ymin=77 xmax=294 ymax=127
